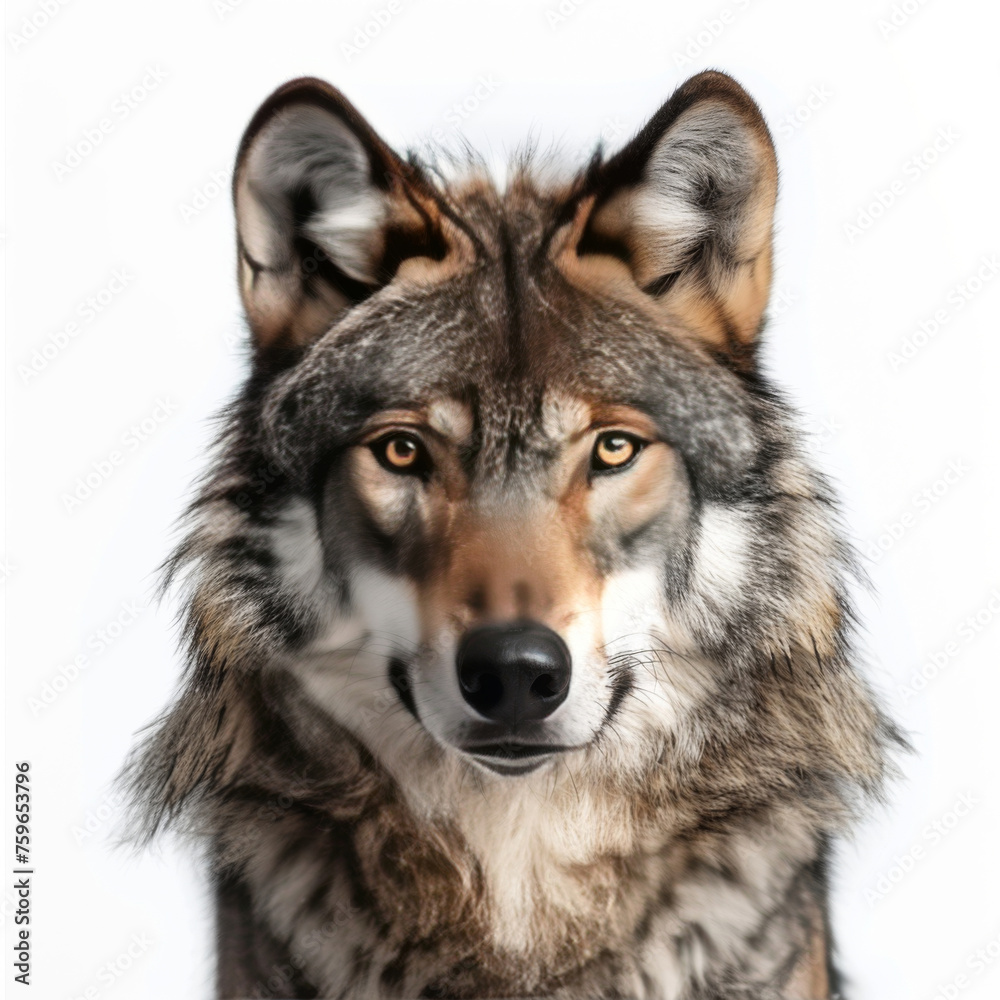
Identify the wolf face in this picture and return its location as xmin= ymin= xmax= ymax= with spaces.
xmin=234 ymin=69 xmax=788 ymax=782
xmin=126 ymin=71 xmax=898 ymax=999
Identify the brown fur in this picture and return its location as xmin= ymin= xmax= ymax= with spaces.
xmin=122 ymin=70 xmax=901 ymax=999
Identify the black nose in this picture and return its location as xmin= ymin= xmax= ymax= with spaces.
xmin=456 ymin=622 xmax=571 ymax=725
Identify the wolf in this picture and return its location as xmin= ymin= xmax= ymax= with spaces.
xmin=122 ymin=70 xmax=901 ymax=999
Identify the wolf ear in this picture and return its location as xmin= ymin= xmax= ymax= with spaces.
xmin=234 ymin=78 xmax=445 ymax=352
xmin=579 ymin=71 xmax=778 ymax=355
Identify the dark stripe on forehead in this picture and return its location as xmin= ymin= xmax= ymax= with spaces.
xmin=464 ymin=214 xmax=552 ymax=485
xmin=257 ymin=194 xmax=770 ymax=499
xmin=499 ymin=216 xmax=527 ymax=379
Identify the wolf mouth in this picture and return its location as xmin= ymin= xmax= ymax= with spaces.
xmin=388 ymin=658 xmax=579 ymax=770
xmin=389 ymin=648 xmax=633 ymax=775
xmin=463 ymin=745 xmax=565 ymax=776
xmin=463 ymin=741 xmax=575 ymax=761
xmin=470 ymin=756 xmax=550 ymax=776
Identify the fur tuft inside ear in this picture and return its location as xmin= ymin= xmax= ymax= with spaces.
xmin=234 ymin=78 xmax=444 ymax=353
xmin=580 ymin=71 xmax=778 ymax=354
xmin=241 ymin=105 xmax=387 ymax=284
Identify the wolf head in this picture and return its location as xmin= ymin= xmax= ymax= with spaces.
xmin=129 ymin=73 xmax=894 ymax=842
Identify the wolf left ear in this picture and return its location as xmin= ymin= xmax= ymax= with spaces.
xmin=234 ymin=78 xmax=445 ymax=352
xmin=579 ymin=71 xmax=778 ymax=354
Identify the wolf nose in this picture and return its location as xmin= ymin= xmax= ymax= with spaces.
xmin=456 ymin=622 xmax=571 ymax=725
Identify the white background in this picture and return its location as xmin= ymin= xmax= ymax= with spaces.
xmin=5 ymin=1 xmax=1000 ymax=998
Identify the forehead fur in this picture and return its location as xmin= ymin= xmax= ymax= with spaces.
xmin=260 ymin=167 xmax=760 ymax=497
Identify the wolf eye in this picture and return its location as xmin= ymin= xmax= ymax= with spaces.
xmin=592 ymin=432 xmax=642 ymax=473
xmin=373 ymin=433 xmax=427 ymax=475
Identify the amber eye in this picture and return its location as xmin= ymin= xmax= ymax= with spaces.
xmin=592 ymin=432 xmax=642 ymax=473
xmin=373 ymin=433 xmax=427 ymax=475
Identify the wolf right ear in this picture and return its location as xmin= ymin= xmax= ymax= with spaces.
xmin=234 ymin=78 xmax=446 ymax=352
xmin=577 ymin=71 xmax=778 ymax=356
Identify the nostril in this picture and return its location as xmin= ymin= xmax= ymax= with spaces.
xmin=529 ymin=673 xmax=559 ymax=700
xmin=460 ymin=667 xmax=504 ymax=714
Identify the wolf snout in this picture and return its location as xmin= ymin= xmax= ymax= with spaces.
xmin=456 ymin=622 xmax=570 ymax=725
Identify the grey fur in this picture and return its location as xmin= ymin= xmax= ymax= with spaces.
xmin=121 ymin=71 xmax=901 ymax=999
